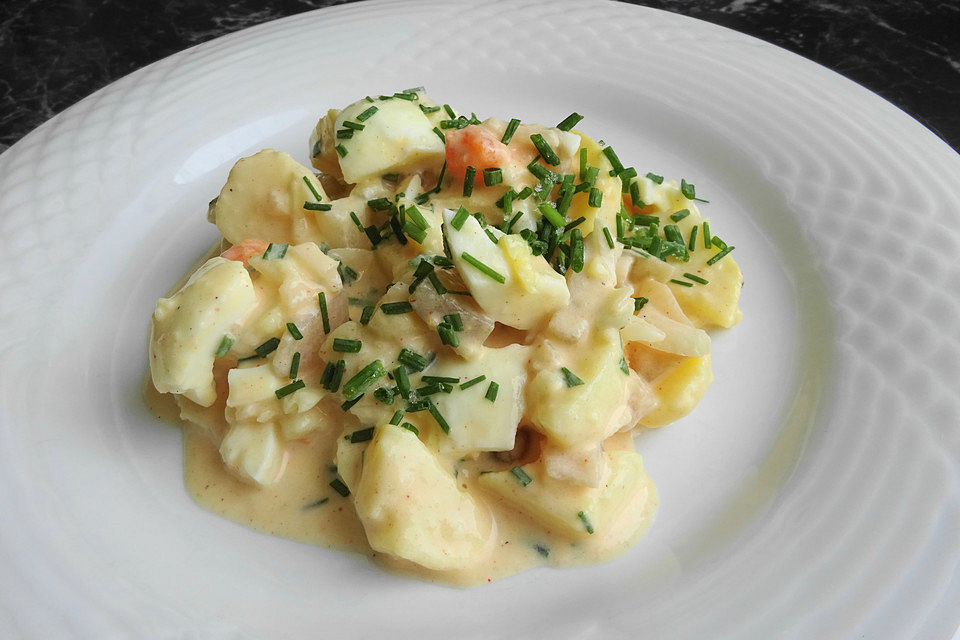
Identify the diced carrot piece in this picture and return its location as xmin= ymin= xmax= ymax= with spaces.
xmin=221 ymin=239 xmax=270 ymax=265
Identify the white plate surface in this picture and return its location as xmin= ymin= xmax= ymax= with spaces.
xmin=1 ymin=1 xmax=959 ymax=638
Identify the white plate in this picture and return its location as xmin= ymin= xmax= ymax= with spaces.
xmin=1 ymin=1 xmax=958 ymax=638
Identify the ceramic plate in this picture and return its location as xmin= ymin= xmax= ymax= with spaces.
xmin=1 ymin=1 xmax=958 ymax=638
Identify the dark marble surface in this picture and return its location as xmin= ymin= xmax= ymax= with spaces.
xmin=1 ymin=0 xmax=958 ymax=154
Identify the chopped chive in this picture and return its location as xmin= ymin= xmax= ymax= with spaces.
xmin=602 ymin=146 xmax=624 ymax=173
xmin=616 ymin=212 xmax=625 ymax=238
xmin=329 ymin=477 xmax=350 ymax=497
xmin=619 ymin=356 xmax=630 ymax=375
xmin=579 ymin=147 xmax=588 ymax=179
xmin=501 ymin=118 xmax=521 ymax=144
xmin=450 ymin=205 xmax=471 ymax=231
xmin=364 ymin=225 xmax=382 ymax=247
xmin=633 ymin=213 xmax=659 ymax=227
xmin=397 ymin=348 xmax=428 ymax=372
xmin=602 ymin=226 xmax=615 ymax=249
xmin=484 ymin=381 xmax=499 ymax=402
xmin=570 ymin=229 xmax=584 ymax=273
xmin=402 ymin=220 xmax=427 ymax=244
xmin=214 ymin=334 xmax=234 ymax=357
xmin=516 ymin=186 xmax=533 ymax=200
xmin=442 ymin=103 xmax=456 ymax=118
xmin=432 ymin=127 xmax=445 ymax=142
xmin=577 ymin=511 xmax=594 ymax=534
xmin=425 ymin=400 xmax=451 ymax=434
xmin=348 ymin=211 xmax=365 ymax=232
xmin=394 ymin=366 xmax=411 ymax=398
xmin=335 ymin=144 xmax=348 ymax=158
xmin=427 ymin=272 xmax=447 ymax=294
xmin=501 ymin=189 xmax=515 ymax=217
xmin=484 ymin=228 xmax=499 ymax=245
xmin=702 ymin=221 xmax=712 ymax=250
xmin=438 ymin=322 xmax=459 ymax=347
xmin=302 ymin=175 xmax=323 ymax=201
xmin=646 ymin=172 xmax=664 ymax=184
xmin=400 ymin=422 xmax=419 ymax=435
xmin=255 ymin=337 xmax=281 ymax=358
xmin=556 ymin=112 xmax=583 ymax=131
xmin=340 ymin=394 xmax=363 ymax=411
xmin=336 ymin=129 xmax=354 ymax=140
xmin=356 ymin=105 xmax=378 ymax=121
xmin=560 ymin=367 xmax=584 ymax=387
xmin=482 ymin=167 xmax=503 ymax=186
xmin=337 ymin=262 xmax=358 ymax=285
xmin=588 ymin=187 xmax=603 ymax=208
xmin=419 ymin=104 xmax=440 ymax=114
xmin=275 ymin=379 xmax=305 ymax=399
xmin=510 ymin=466 xmax=533 ymax=486
xmin=432 ymin=255 xmax=454 ymax=268
xmin=262 ymin=243 xmax=288 ymax=260
xmin=333 ymin=338 xmax=362 ymax=353
xmin=684 ymin=272 xmax=709 ymax=285
xmin=342 ymin=120 xmax=364 ymax=131
xmin=318 ymin=292 xmax=331 ymax=333
xmin=530 ymin=134 xmax=560 ymax=165
xmin=367 ymin=197 xmax=393 ymax=211
xmin=630 ymin=181 xmax=644 ymax=208
xmin=443 ymin=313 xmax=464 ymax=331
xmin=463 ymin=166 xmax=476 ymax=197
xmin=583 ymin=166 xmax=600 ymax=187
xmin=711 ymin=235 xmax=728 ymax=250
xmin=320 ymin=361 xmax=335 ymax=387
xmin=381 ymin=301 xmax=413 ymax=315
xmin=302 ymin=497 xmax=329 ymax=510
xmin=538 ymin=202 xmax=566 ymax=228
xmin=706 ymin=245 xmax=735 ymax=265
xmin=460 ymin=375 xmax=486 ymax=390
xmin=341 ymin=360 xmax=387 ymax=400
xmin=389 ymin=409 xmax=404 ymax=425
xmin=461 ymin=252 xmax=506 ymax=283
xmin=289 ymin=352 xmax=301 ymax=379
xmin=406 ymin=205 xmax=430 ymax=230
xmin=503 ymin=210 xmax=523 ymax=234
xmin=670 ymin=208 xmax=690 ymax=222
xmin=303 ymin=202 xmax=332 ymax=211
xmin=619 ymin=167 xmax=638 ymax=185
xmin=688 ymin=225 xmax=699 ymax=251
xmin=670 ymin=278 xmax=694 ymax=287
xmin=349 ymin=426 xmax=375 ymax=443
xmin=663 ymin=224 xmax=684 ymax=245
xmin=634 ymin=296 xmax=649 ymax=312
xmin=680 ymin=178 xmax=708 ymax=202
xmin=326 ymin=359 xmax=346 ymax=392
xmin=286 ymin=322 xmax=303 ymax=340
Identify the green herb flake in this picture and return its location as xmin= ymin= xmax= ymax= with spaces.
xmin=460 ymin=375 xmax=486 ymax=390
xmin=381 ymin=301 xmax=414 ymax=315
xmin=684 ymin=272 xmax=709 ymax=285
xmin=646 ymin=172 xmax=664 ymax=184
xmin=530 ymin=133 xmax=560 ymax=165
xmin=275 ymin=379 xmax=305 ymax=400
xmin=262 ymin=243 xmax=288 ymax=260
xmin=482 ymin=167 xmax=503 ymax=186
xmin=214 ymin=334 xmax=234 ymax=358
xmin=670 ymin=208 xmax=690 ymax=222
xmin=341 ymin=360 xmax=387 ymax=400
xmin=556 ymin=112 xmax=584 ymax=131
xmin=318 ymin=292 xmax=331 ymax=334
xmin=333 ymin=338 xmax=363 ymax=353
xmin=484 ymin=381 xmax=499 ymax=402
xmin=577 ymin=510 xmax=595 ymax=534
xmin=329 ymin=477 xmax=350 ymax=497
xmin=356 ymin=105 xmax=378 ymax=121
xmin=560 ymin=367 xmax=584 ymax=387
xmin=349 ymin=427 xmax=375 ymax=443
xmin=501 ymin=118 xmax=521 ymax=144
xmin=255 ymin=337 xmax=281 ymax=358
xmin=706 ymin=245 xmax=735 ymax=265
xmin=461 ymin=252 xmax=506 ymax=283
xmin=511 ymin=466 xmax=533 ymax=486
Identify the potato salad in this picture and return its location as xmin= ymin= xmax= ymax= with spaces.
xmin=147 ymin=88 xmax=742 ymax=585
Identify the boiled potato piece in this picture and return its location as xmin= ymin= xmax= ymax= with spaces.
xmin=211 ymin=150 xmax=328 ymax=245
xmin=354 ymin=424 xmax=494 ymax=570
xmin=640 ymin=354 xmax=713 ymax=427
xmin=219 ymin=422 xmax=285 ymax=486
xmin=248 ymin=242 xmax=341 ymax=321
xmin=150 ymin=257 xmax=257 ymax=407
xmin=335 ymin=97 xmax=445 ymax=185
xmin=445 ymin=211 xmax=569 ymax=329
xmin=479 ymin=449 xmax=654 ymax=540
xmin=226 ymin=363 xmax=288 ymax=407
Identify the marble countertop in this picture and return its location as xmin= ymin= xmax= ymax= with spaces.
xmin=0 ymin=0 xmax=957 ymax=154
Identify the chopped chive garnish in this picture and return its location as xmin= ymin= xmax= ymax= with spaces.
xmin=619 ymin=356 xmax=630 ymax=375
xmin=335 ymin=144 xmax=348 ymax=158
xmin=419 ymin=104 xmax=440 ymax=114
xmin=461 ymin=252 xmax=506 ymax=283
xmin=680 ymin=178 xmax=708 ymax=202
xmin=302 ymin=176 xmax=324 ymax=202
xmin=341 ymin=360 xmax=387 ymax=400
xmin=583 ymin=166 xmax=600 ymax=187
xmin=616 ymin=212 xmax=624 ymax=238
xmin=530 ymin=134 xmax=560 ymax=165
xmin=289 ymin=352 xmax=301 ymax=379
xmin=501 ymin=118 xmax=521 ymax=144
xmin=701 ymin=221 xmax=712 ymax=251
xmin=711 ymin=235 xmax=728 ymax=250
xmin=402 ymin=220 xmax=427 ymax=244
xmin=602 ymin=146 xmax=624 ymax=173
xmin=706 ymin=245 xmax=735 ymax=265
xmin=364 ymin=225 xmax=382 ymax=247
xmin=560 ymin=367 xmax=584 ymax=387
xmin=214 ymin=334 xmax=234 ymax=357
xmin=337 ymin=262 xmax=358 ymax=285
xmin=349 ymin=426 xmax=375 ymax=443
xmin=688 ymin=225 xmax=699 ymax=251
xmin=602 ymin=226 xmax=615 ymax=249
xmin=670 ymin=208 xmax=690 ymax=222
xmin=329 ymin=477 xmax=350 ymax=497
xmin=438 ymin=322 xmax=459 ymax=347
xmin=389 ymin=409 xmax=404 ymax=425
xmin=463 ymin=166 xmax=476 ymax=197
xmin=325 ymin=359 xmax=346 ymax=392
xmin=629 ymin=181 xmax=643 ymax=208
xmin=537 ymin=203 xmax=565 ymax=229
xmin=427 ymin=272 xmax=447 ymax=294
xmin=318 ymin=292 xmax=331 ymax=334
xmin=570 ymin=229 xmax=584 ymax=273
xmin=286 ymin=322 xmax=303 ymax=340
xmin=302 ymin=497 xmax=329 ymax=510
xmin=450 ymin=205 xmax=471 ymax=230
xmin=556 ymin=112 xmax=583 ymax=131
xmin=432 ymin=255 xmax=454 ymax=268
xmin=421 ymin=375 xmax=459 ymax=384
xmin=516 ymin=186 xmax=533 ymax=200
xmin=400 ymin=422 xmax=419 ymax=435
xmin=381 ymin=301 xmax=413 ymax=315
xmin=577 ymin=510 xmax=594 ymax=534
xmin=320 ymin=361 xmax=335 ymax=387
xmin=484 ymin=228 xmax=499 ymax=245
xmin=634 ymin=296 xmax=649 ymax=312
xmin=333 ymin=338 xmax=362 ymax=353
xmin=405 ymin=205 xmax=430 ymax=230
xmin=442 ymin=103 xmax=456 ymax=118
xmin=578 ymin=147 xmax=588 ymax=179
xmin=303 ymin=202 xmax=332 ymax=211
xmin=275 ymin=379 xmax=305 ymax=399
xmin=255 ymin=337 xmax=281 ymax=358
xmin=460 ymin=375 xmax=486 ymax=390
xmin=394 ymin=366 xmax=411 ymax=398
xmin=510 ymin=466 xmax=533 ymax=486
xmin=398 ymin=348 xmax=428 ymax=372
xmin=342 ymin=120 xmax=364 ymax=131
xmin=443 ymin=313 xmax=464 ymax=331
xmin=684 ymin=272 xmax=709 ymax=284
xmin=670 ymin=278 xmax=694 ymax=287
xmin=348 ymin=211 xmax=365 ymax=232
xmin=426 ymin=401 xmax=451 ymax=434
xmin=646 ymin=172 xmax=664 ymax=184
xmin=336 ymin=129 xmax=353 ymax=140
xmin=503 ymin=210 xmax=524 ymax=234
xmin=663 ymin=224 xmax=684 ymax=245
xmin=433 ymin=127 xmax=445 ymax=143
xmin=262 ymin=243 xmax=288 ymax=260
xmin=588 ymin=187 xmax=603 ymax=208
xmin=367 ymin=197 xmax=393 ymax=211
xmin=340 ymin=394 xmax=363 ymax=411
xmin=483 ymin=167 xmax=503 ymax=186
xmin=484 ymin=381 xmax=499 ymax=402
xmin=355 ymin=105 xmax=378 ymax=121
